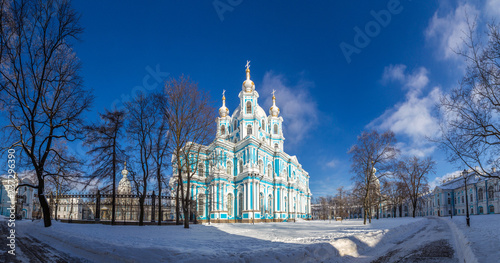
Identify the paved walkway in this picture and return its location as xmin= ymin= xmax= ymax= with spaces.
xmin=371 ymin=217 xmax=458 ymax=263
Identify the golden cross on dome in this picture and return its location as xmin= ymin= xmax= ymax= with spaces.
xmin=245 ymin=60 xmax=251 ymax=70
xmin=222 ymin=89 xmax=225 ymax=96
xmin=272 ymin=89 xmax=276 ymax=96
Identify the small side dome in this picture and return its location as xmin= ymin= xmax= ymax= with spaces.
xmin=118 ymin=162 xmax=132 ymax=195
xmin=219 ymin=92 xmax=229 ymax=117
xmin=269 ymin=93 xmax=280 ymax=117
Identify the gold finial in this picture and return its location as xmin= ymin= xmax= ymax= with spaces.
xmin=222 ymin=89 xmax=226 ymax=100
xmin=272 ymin=89 xmax=276 ymax=100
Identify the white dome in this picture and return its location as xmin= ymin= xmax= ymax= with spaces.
xmin=219 ymin=95 xmax=229 ymax=117
xmin=269 ymin=95 xmax=280 ymax=117
xmin=242 ymin=68 xmax=255 ymax=92
xmin=118 ymin=163 xmax=131 ymax=195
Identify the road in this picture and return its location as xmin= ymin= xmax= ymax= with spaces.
xmin=370 ymin=217 xmax=458 ymax=263
xmin=0 ymin=220 xmax=86 ymax=263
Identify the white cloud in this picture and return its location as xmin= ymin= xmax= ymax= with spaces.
xmin=369 ymin=65 xmax=441 ymax=157
xmin=485 ymin=0 xmax=500 ymax=19
xmin=425 ymin=3 xmax=479 ymax=60
xmin=260 ymin=72 xmax=319 ymax=149
xmin=325 ymin=159 xmax=336 ymax=168
xmin=429 ymin=170 xmax=462 ymax=189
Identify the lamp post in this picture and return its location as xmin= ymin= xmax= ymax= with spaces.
xmin=463 ymin=169 xmax=470 ymax=227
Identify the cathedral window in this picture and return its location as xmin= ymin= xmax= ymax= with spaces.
xmin=246 ymin=101 xmax=251 ymax=114
xmin=268 ymin=194 xmax=273 ymax=213
xmin=470 ymin=194 xmax=473 ymax=202
xmin=239 ymin=159 xmax=243 ymax=174
xmin=198 ymin=164 xmax=204 ymax=177
xmin=274 ymin=143 xmax=279 ymax=149
xmin=227 ymin=161 xmax=232 ymax=176
xmin=488 ymin=186 xmax=494 ymax=199
xmin=239 ymin=193 xmax=243 ymax=216
xmin=261 ymin=120 xmax=265 ymax=129
xmin=267 ymin=164 xmax=272 ymax=177
xmin=490 ymin=206 xmax=495 ymax=213
xmin=227 ymin=194 xmax=233 ymax=217
xmin=258 ymin=160 xmax=264 ymax=174
xmin=247 ymin=125 xmax=252 ymax=135
xmin=198 ymin=194 xmax=205 ymax=216
xmin=260 ymin=193 xmax=264 ymax=215
xmin=220 ymin=125 xmax=225 ymax=135
xmin=478 ymin=188 xmax=484 ymax=201
xmin=273 ymin=124 xmax=278 ymax=134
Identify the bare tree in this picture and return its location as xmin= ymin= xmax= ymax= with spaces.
xmin=165 ymin=76 xmax=215 ymax=228
xmin=152 ymin=93 xmax=170 ymax=225
xmin=349 ymin=130 xmax=398 ymax=224
xmin=395 ymin=156 xmax=434 ymax=218
xmin=126 ymin=92 xmax=168 ymax=226
xmin=84 ymin=109 xmax=126 ymax=225
xmin=334 ymin=187 xmax=349 ymax=220
xmin=381 ymin=180 xmax=406 ymax=218
xmin=45 ymin=141 xmax=82 ymax=220
xmin=439 ymin=19 xmax=500 ymax=179
xmin=0 ymin=0 xmax=92 ymax=227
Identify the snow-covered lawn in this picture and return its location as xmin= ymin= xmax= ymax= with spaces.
xmin=443 ymin=214 xmax=500 ymax=263
xmin=16 ymin=217 xmax=427 ymax=262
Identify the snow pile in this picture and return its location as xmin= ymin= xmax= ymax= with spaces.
xmin=15 ymin=217 xmax=426 ymax=262
xmin=444 ymin=214 xmax=500 ymax=263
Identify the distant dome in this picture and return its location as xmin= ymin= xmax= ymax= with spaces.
xmin=118 ymin=162 xmax=131 ymax=195
xmin=242 ymin=68 xmax=255 ymax=92
xmin=219 ymin=95 xmax=229 ymax=117
xmin=269 ymin=94 xmax=280 ymax=117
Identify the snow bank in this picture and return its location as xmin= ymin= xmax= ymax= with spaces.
xmin=15 ymin=217 xmax=426 ymax=262
xmin=443 ymin=214 xmax=500 ymax=263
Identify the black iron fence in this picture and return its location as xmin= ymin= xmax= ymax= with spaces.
xmin=48 ymin=191 xmax=195 ymax=224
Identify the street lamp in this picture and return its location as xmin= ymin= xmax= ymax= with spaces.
xmin=463 ymin=169 xmax=470 ymax=227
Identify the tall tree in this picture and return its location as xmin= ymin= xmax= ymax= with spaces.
xmin=152 ymin=93 xmax=170 ymax=225
xmin=165 ymin=76 xmax=215 ymax=228
xmin=84 ymin=109 xmax=126 ymax=225
xmin=349 ymin=130 xmax=398 ymax=224
xmin=439 ymin=19 xmax=500 ymax=179
xmin=395 ymin=156 xmax=434 ymax=218
xmin=0 ymin=0 xmax=92 ymax=227
xmin=126 ymin=92 xmax=167 ymax=226
xmin=381 ymin=180 xmax=406 ymax=218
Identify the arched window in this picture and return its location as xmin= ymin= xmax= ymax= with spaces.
xmin=234 ymin=121 xmax=238 ymax=131
xmin=479 ymin=206 xmax=484 ymax=214
xmin=267 ymin=164 xmax=272 ymax=177
xmin=261 ymin=120 xmax=265 ymax=129
xmin=239 ymin=159 xmax=243 ymax=174
xmin=284 ymin=196 xmax=288 ymax=213
xmin=488 ymin=186 xmax=494 ymax=199
xmin=198 ymin=164 xmax=204 ymax=177
xmin=226 ymin=161 xmax=232 ymax=176
xmin=198 ymin=194 xmax=205 ymax=217
xmin=489 ymin=206 xmax=495 ymax=213
xmin=268 ymin=194 xmax=273 ymax=214
xmin=470 ymin=194 xmax=473 ymax=202
xmin=238 ymin=193 xmax=243 ymax=216
xmin=246 ymin=101 xmax=251 ymax=114
xmin=273 ymin=124 xmax=278 ymax=134
xmin=274 ymin=143 xmax=279 ymax=149
xmin=247 ymin=125 xmax=252 ymax=135
xmin=258 ymin=160 xmax=264 ymax=174
xmin=260 ymin=193 xmax=264 ymax=215
xmin=478 ymin=188 xmax=484 ymax=201
xmin=220 ymin=125 xmax=225 ymax=135
xmin=227 ymin=194 xmax=233 ymax=217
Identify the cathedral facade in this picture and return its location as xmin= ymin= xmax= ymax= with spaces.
xmin=180 ymin=63 xmax=312 ymax=223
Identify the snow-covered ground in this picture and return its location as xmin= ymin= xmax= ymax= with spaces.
xmin=443 ymin=214 xmax=500 ymax=263
xmin=12 ymin=217 xmax=429 ymax=262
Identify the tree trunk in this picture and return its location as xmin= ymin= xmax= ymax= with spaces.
xmin=184 ymin=175 xmax=191 ymax=229
xmin=176 ymin=167 xmax=181 ymax=225
xmin=139 ymin=195 xmax=145 ymax=226
xmin=112 ymin=137 xmax=116 ymax=225
xmin=158 ymin=167 xmax=162 ymax=225
xmin=37 ymin=177 xmax=51 ymax=227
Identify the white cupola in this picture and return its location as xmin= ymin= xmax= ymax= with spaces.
xmin=118 ymin=162 xmax=132 ymax=195
xmin=269 ymin=91 xmax=280 ymax=117
xmin=242 ymin=61 xmax=255 ymax=92
xmin=219 ymin=90 xmax=229 ymax=117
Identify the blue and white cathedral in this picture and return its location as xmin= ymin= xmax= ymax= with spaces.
xmin=182 ymin=62 xmax=312 ymax=223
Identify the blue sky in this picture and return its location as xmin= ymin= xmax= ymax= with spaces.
xmin=64 ymin=0 xmax=499 ymax=196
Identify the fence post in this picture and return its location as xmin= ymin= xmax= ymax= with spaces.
xmin=151 ymin=191 xmax=156 ymax=223
xmin=95 ymin=190 xmax=100 ymax=222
